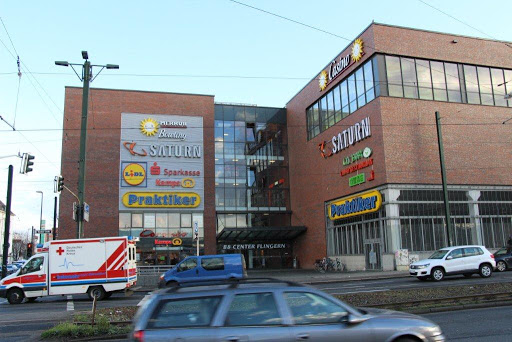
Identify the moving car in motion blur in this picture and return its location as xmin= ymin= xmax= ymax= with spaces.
xmin=494 ymin=247 xmax=512 ymax=272
xmin=132 ymin=278 xmax=444 ymax=342
xmin=410 ymin=245 xmax=495 ymax=281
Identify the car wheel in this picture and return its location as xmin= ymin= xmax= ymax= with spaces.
xmin=87 ymin=286 xmax=106 ymax=301
xmin=7 ymin=288 xmax=24 ymax=304
xmin=479 ymin=264 xmax=492 ymax=278
xmin=431 ymin=267 xmax=445 ymax=281
xmin=393 ymin=337 xmax=418 ymax=342
xmin=463 ymin=273 xmax=473 ymax=278
xmin=417 ymin=276 xmax=428 ymax=281
xmin=497 ymin=261 xmax=507 ymax=272
xmin=166 ymin=281 xmax=178 ymax=287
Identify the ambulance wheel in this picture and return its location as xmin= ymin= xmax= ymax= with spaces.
xmin=7 ymin=288 xmax=24 ymax=304
xmin=87 ymin=286 xmax=106 ymax=301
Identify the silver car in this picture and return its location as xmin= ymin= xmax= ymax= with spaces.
xmin=131 ymin=278 xmax=444 ymax=342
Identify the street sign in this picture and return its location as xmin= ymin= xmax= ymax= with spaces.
xmin=36 ymin=230 xmax=52 ymax=234
xmin=73 ymin=202 xmax=77 ymax=221
xmin=41 ymin=219 xmax=46 ymax=229
xmin=194 ymin=221 xmax=198 ymax=234
xmin=83 ymin=202 xmax=90 ymax=222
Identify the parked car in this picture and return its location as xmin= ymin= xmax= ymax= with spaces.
xmin=13 ymin=260 xmax=26 ymax=268
xmin=132 ymin=278 xmax=444 ymax=342
xmin=494 ymin=248 xmax=512 ymax=272
xmin=410 ymin=245 xmax=495 ymax=281
xmin=6 ymin=265 xmax=18 ymax=276
xmin=158 ymin=254 xmax=247 ymax=287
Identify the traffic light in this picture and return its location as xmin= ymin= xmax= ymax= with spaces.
xmin=55 ymin=176 xmax=64 ymax=193
xmin=20 ymin=153 xmax=35 ymax=174
xmin=27 ymin=243 xmax=33 ymax=258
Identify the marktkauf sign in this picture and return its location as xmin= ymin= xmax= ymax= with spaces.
xmin=328 ymin=190 xmax=382 ymax=220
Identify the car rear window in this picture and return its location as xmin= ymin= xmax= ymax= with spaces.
xmin=201 ymin=257 xmax=224 ymax=271
xmin=147 ymin=296 xmax=222 ymax=329
xmin=224 ymin=293 xmax=282 ymax=326
xmin=284 ymin=292 xmax=348 ymax=325
xmin=463 ymin=247 xmax=483 ymax=257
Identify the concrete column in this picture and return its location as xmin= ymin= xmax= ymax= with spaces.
xmin=382 ymin=188 xmax=401 ymax=253
xmin=467 ymin=190 xmax=482 ymax=245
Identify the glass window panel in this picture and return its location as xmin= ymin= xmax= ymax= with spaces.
xmin=148 ymin=297 xmax=222 ymax=328
xmin=169 ymin=213 xmax=180 ymax=228
xmin=477 ymin=66 xmax=494 ymax=105
xmin=306 ymin=107 xmax=313 ymax=133
xmin=214 ymin=120 xmax=224 ymax=142
xmin=284 ymin=292 xmax=347 ymax=325
xmin=236 ymin=214 xmax=247 ymax=228
xmin=431 ymin=61 xmax=448 ymax=101
xmin=364 ymin=61 xmax=375 ymax=102
xmin=401 ymin=57 xmax=418 ymax=99
xmin=385 ymin=55 xmax=403 ymax=97
xmin=215 ymin=141 xmax=223 ymax=155
xmin=340 ymin=80 xmax=349 ymax=118
xmin=356 ymin=68 xmax=366 ymax=106
xmin=312 ymin=102 xmax=320 ymax=126
xmin=216 ymin=186 xmax=225 ymax=206
xmin=332 ymin=85 xmax=342 ymax=123
xmin=225 ymin=293 xmax=281 ymax=326
xmin=156 ymin=213 xmax=168 ymax=228
xmin=348 ymin=74 xmax=357 ymax=113
xmin=320 ymin=96 xmax=328 ymax=131
xmin=491 ymin=69 xmax=507 ymax=106
xmin=235 ymin=107 xmax=244 ymax=121
xmin=445 ymin=63 xmax=462 ymax=103
xmin=326 ymin=91 xmax=334 ymax=127
xmin=225 ymin=188 xmax=236 ymax=207
xmin=119 ymin=213 xmax=131 ymax=229
xmin=234 ymin=121 xmax=245 ymax=142
xmin=225 ymin=214 xmax=236 ymax=227
xmin=246 ymin=107 xmax=256 ymax=122
xmin=132 ymin=213 xmax=142 ymax=228
xmin=464 ymin=65 xmax=480 ymax=104
xmin=223 ymin=121 xmax=235 ymax=142
xmin=416 ymin=59 xmax=433 ymax=100
xmin=504 ymin=70 xmax=512 ymax=107
xmin=181 ymin=213 xmax=192 ymax=228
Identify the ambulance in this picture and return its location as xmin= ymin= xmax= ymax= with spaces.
xmin=0 ymin=237 xmax=137 ymax=304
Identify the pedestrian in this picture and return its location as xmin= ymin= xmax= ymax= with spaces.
xmin=507 ymin=234 xmax=512 ymax=254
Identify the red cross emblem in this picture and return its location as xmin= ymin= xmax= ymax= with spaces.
xmin=56 ymin=247 xmax=65 ymax=255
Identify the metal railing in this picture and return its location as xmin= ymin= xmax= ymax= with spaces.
xmin=137 ymin=265 xmax=174 ymax=276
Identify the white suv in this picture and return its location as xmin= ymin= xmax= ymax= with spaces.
xmin=409 ymin=245 xmax=496 ymax=281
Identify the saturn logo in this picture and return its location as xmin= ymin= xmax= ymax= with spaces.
xmin=181 ymin=178 xmax=195 ymax=188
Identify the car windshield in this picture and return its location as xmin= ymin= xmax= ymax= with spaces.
xmin=429 ymin=249 xmax=449 ymax=259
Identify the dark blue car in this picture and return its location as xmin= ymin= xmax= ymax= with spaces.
xmin=494 ymin=248 xmax=512 ymax=272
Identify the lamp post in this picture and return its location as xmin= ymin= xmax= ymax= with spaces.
xmin=55 ymin=52 xmax=119 ymax=238
xmin=36 ymin=191 xmax=43 ymax=244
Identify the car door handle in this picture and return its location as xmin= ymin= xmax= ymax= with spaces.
xmin=296 ymin=333 xmax=310 ymax=340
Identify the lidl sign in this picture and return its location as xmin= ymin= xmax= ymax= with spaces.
xmin=122 ymin=192 xmax=201 ymax=208
xmin=328 ymin=190 xmax=382 ymax=220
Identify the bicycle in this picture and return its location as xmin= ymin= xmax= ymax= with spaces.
xmin=315 ymin=257 xmax=345 ymax=273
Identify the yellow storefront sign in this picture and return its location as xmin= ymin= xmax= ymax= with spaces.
xmin=122 ymin=192 xmax=201 ymax=208
xmin=328 ymin=190 xmax=382 ymax=220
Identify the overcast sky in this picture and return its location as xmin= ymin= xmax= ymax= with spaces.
xmin=0 ymin=0 xmax=510 ymax=238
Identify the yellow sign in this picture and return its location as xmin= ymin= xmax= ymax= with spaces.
xmin=318 ymin=70 xmax=328 ymax=91
xmin=122 ymin=192 xmax=201 ymax=208
xmin=181 ymin=178 xmax=195 ymax=188
xmin=351 ymin=39 xmax=364 ymax=62
xmin=123 ymin=163 xmax=146 ymax=186
xmin=172 ymin=238 xmax=182 ymax=246
xmin=140 ymin=118 xmax=159 ymax=136
xmin=328 ymin=190 xmax=382 ymax=220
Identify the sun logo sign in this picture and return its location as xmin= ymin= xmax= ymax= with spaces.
xmin=319 ymin=70 xmax=328 ymax=91
xmin=140 ymin=118 xmax=159 ymax=136
xmin=351 ymin=39 xmax=364 ymax=62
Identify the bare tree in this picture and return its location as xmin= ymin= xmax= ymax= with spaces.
xmin=11 ymin=231 xmax=30 ymax=261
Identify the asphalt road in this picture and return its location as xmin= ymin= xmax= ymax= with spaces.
xmin=314 ymin=270 xmax=512 ymax=295
xmin=426 ymin=305 xmax=512 ymax=341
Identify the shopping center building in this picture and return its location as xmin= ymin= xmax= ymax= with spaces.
xmin=59 ymin=23 xmax=512 ymax=269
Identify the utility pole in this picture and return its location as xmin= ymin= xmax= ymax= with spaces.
xmin=53 ymin=196 xmax=57 ymax=240
xmin=55 ymin=53 xmax=119 ymax=238
xmin=2 ymin=165 xmax=13 ymax=279
xmin=435 ymin=111 xmax=452 ymax=247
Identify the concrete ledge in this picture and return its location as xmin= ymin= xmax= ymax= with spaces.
xmin=409 ymin=300 xmax=512 ymax=314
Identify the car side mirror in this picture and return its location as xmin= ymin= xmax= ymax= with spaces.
xmin=446 ymin=256 xmax=453 ymax=260
xmin=342 ymin=314 xmax=369 ymax=325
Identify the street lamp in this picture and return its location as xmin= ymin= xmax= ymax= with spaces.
xmin=36 ymin=191 xmax=43 ymax=244
xmin=55 ymin=52 xmax=119 ymax=238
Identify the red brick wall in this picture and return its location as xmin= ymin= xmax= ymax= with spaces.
xmin=59 ymin=87 xmax=216 ymax=254
xmin=287 ymin=23 xmax=512 ymax=267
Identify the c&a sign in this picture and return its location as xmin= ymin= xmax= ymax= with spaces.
xmin=328 ymin=190 xmax=382 ymax=220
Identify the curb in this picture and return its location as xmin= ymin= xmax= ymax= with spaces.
xmin=408 ymin=300 xmax=512 ymax=314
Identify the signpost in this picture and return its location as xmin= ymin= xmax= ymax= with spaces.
xmin=83 ymin=202 xmax=90 ymax=222
xmin=194 ymin=221 xmax=199 ymax=256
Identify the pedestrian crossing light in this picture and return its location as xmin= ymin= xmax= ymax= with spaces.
xmin=21 ymin=153 xmax=35 ymax=174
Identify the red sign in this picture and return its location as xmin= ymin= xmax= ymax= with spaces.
xmin=123 ymin=142 xmax=147 ymax=157
xmin=340 ymin=158 xmax=373 ymax=176
xmin=56 ymin=247 xmax=65 ymax=255
xmin=150 ymin=162 xmax=161 ymax=175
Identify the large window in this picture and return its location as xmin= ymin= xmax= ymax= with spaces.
xmin=306 ymin=57 xmax=377 ymax=139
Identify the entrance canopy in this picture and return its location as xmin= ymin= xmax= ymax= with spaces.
xmin=217 ymin=226 xmax=306 ymax=242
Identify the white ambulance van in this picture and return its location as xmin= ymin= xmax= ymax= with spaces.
xmin=0 ymin=236 xmax=137 ymax=304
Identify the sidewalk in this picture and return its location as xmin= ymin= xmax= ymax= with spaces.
xmin=246 ymin=269 xmax=410 ymax=285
